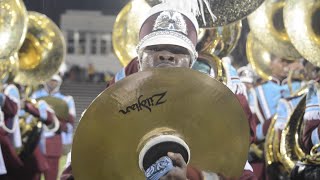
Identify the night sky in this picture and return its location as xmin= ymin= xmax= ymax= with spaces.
xmin=22 ymin=0 xmax=128 ymax=26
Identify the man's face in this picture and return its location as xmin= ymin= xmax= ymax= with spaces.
xmin=270 ymin=57 xmax=290 ymax=80
xmin=46 ymin=80 xmax=59 ymax=92
xmin=139 ymin=45 xmax=192 ymax=71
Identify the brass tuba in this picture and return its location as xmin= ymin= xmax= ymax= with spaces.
xmin=280 ymin=94 xmax=307 ymax=172
xmin=284 ymin=0 xmax=320 ymax=67
xmin=112 ymin=0 xmax=150 ymax=66
xmin=144 ymin=0 xmax=265 ymax=27
xmin=246 ymin=32 xmax=273 ymax=81
xmin=14 ymin=11 xmax=66 ymax=85
xmin=264 ymin=85 xmax=308 ymax=178
xmin=0 ymin=0 xmax=28 ymax=61
xmin=247 ymin=0 xmax=301 ymax=60
xmin=0 ymin=55 xmax=18 ymax=85
xmin=0 ymin=0 xmax=27 ymax=84
xmin=197 ymin=21 xmax=242 ymax=58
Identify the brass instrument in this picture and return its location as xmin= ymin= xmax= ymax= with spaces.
xmin=18 ymin=112 xmax=43 ymax=160
xmin=72 ymin=68 xmax=250 ymax=179
xmin=194 ymin=53 xmax=227 ymax=83
xmin=265 ymin=115 xmax=281 ymax=166
xmin=264 ymin=85 xmax=308 ymax=177
xmin=112 ymin=0 xmax=150 ymax=66
xmin=145 ymin=0 xmax=265 ymax=27
xmin=14 ymin=11 xmax=66 ymax=85
xmin=0 ymin=0 xmax=28 ymax=61
xmin=284 ymin=0 xmax=320 ymax=67
xmin=247 ymin=0 xmax=301 ymax=60
xmin=246 ymin=33 xmax=273 ymax=81
xmin=197 ymin=21 xmax=242 ymax=58
xmin=0 ymin=55 xmax=18 ymax=84
xmin=280 ymin=95 xmax=307 ymax=172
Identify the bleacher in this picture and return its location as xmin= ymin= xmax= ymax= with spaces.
xmin=60 ymin=81 xmax=106 ymax=127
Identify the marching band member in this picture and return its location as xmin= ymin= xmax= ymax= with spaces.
xmin=0 ymin=84 xmax=22 ymax=179
xmin=61 ymin=1 xmax=256 ymax=179
xmin=32 ymin=74 xmax=76 ymax=180
xmin=0 ymin=78 xmax=58 ymax=180
xmin=248 ymin=56 xmax=303 ymax=179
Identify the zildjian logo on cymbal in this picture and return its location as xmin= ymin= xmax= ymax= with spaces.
xmin=119 ymin=91 xmax=167 ymax=115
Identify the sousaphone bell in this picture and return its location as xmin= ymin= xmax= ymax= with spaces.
xmin=145 ymin=0 xmax=265 ymax=27
xmin=14 ymin=11 xmax=66 ymax=85
xmin=247 ymin=0 xmax=301 ymax=60
xmin=0 ymin=0 xmax=28 ymax=61
xmin=284 ymin=0 xmax=320 ymax=67
xmin=246 ymin=33 xmax=273 ymax=81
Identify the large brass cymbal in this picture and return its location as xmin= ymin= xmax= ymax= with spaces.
xmin=0 ymin=0 xmax=28 ymax=61
xmin=112 ymin=0 xmax=150 ymax=66
xmin=72 ymin=68 xmax=250 ymax=179
xmin=197 ymin=21 xmax=242 ymax=58
xmin=284 ymin=0 xmax=320 ymax=67
xmin=37 ymin=96 xmax=69 ymax=120
xmin=14 ymin=11 xmax=66 ymax=85
xmin=145 ymin=0 xmax=264 ymax=27
xmin=246 ymin=33 xmax=272 ymax=81
xmin=247 ymin=0 xmax=301 ymax=60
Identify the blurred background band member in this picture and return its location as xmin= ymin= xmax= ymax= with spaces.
xmin=0 ymin=83 xmax=22 ymax=179
xmin=249 ymin=56 xmax=304 ymax=179
xmin=0 ymin=78 xmax=60 ymax=180
xmin=32 ymin=74 xmax=76 ymax=180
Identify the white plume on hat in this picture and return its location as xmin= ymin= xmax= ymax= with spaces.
xmin=159 ymin=0 xmax=216 ymax=25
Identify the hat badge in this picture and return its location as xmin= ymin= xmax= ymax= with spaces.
xmin=153 ymin=11 xmax=187 ymax=35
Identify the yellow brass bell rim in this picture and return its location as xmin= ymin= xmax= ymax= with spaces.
xmin=246 ymin=33 xmax=272 ymax=81
xmin=197 ymin=21 xmax=242 ymax=58
xmin=14 ymin=11 xmax=66 ymax=85
xmin=284 ymin=0 xmax=320 ymax=67
xmin=112 ymin=0 xmax=151 ymax=67
xmin=0 ymin=0 xmax=28 ymax=61
xmin=0 ymin=55 xmax=18 ymax=83
xmin=248 ymin=0 xmax=301 ymax=60
xmin=145 ymin=0 xmax=264 ymax=27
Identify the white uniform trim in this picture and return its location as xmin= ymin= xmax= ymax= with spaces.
xmin=244 ymin=160 xmax=253 ymax=172
xmin=252 ymin=89 xmax=265 ymax=123
xmin=311 ymin=127 xmax=320 ymax=146
xmin=257 ymin=86 xmax=271 ymax=119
